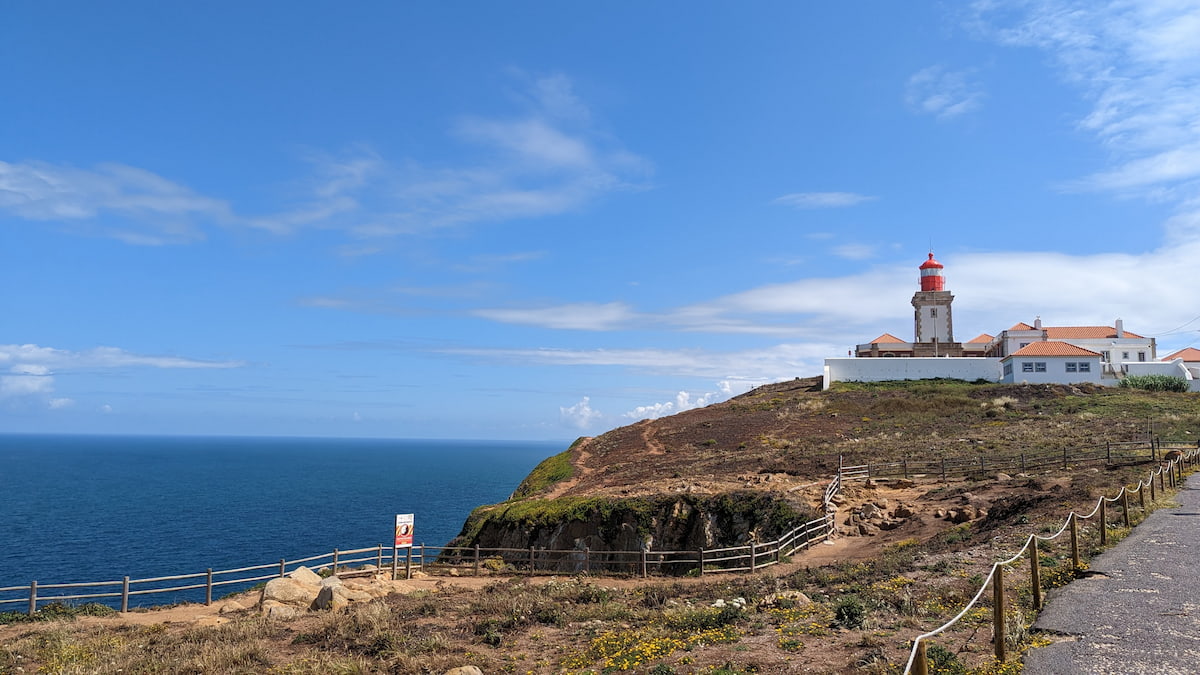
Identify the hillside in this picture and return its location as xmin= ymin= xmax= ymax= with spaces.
xmin=452 ymin=377 xmax=1200 ymax=555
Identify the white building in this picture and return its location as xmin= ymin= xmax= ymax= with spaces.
xmin=825 ymin=253 xmax=1185 ymax=390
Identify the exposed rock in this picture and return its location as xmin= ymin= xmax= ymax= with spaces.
xmin=444 ymin=667 xmax=484 ymax=675
xmin=218 ymin=600 xmax=245 ymax=614
xmin=759 ymin=590 xmax=811 ymax=608
xmin=996 ymin=473 xmax=1012 ymax=481
xmin=878 ymin=519 xmax=904 ymax=531
xmin=873 ymin=498 xmax=890 ymax=510
xmin=935 ymin=509 xmax=947 ymax=519
xmin=894 ymin=504 xmax=916 ymax=519
xmin=262 ymin=577 xmax=319 ymax=606
xmin=857 ymin=522 xmax=879 ymax=536
xmin=261 ymin=600 xmax=302 ymax=620
xmin=860 ymin=503 xmax=881 ymax=520
xmin=289 ymin=566 xmax=323 ymax=586
xmin=311 ymin=585 xmax=347 ymax=612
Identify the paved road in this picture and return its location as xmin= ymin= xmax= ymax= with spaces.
xmin=1024 ymin=479 xmax=1200 ymax=674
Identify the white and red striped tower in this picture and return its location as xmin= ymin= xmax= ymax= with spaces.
xmin=912 ymin=252 xmax=955 ymax=350
xmin=919 ymin=252 xmax=945 ymax=291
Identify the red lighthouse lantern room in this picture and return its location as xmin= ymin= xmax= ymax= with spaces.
xmin=919 ymin=252 xmax=945 ymax=292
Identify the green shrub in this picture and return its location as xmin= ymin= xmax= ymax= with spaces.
xmin=1119 ymin=375 xmax=1189 ymax=392
xmin=833 ymin=595 xmax=866 ymax=629
xmin=925 ymin=643 xmax=967 ymax=674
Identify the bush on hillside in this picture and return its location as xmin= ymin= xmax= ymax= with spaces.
xmin=1118 ymin=374 xmax=1190 ymax=393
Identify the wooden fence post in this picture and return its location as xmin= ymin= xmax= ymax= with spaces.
xmin=392 ymin=547 xmax=399 ymax=581
xmin=332 ymin=549 xmax=339 ymax=576
xmin=474 ymin=545 xmax=481 ymax=577
xmin=1139 ymin=482 xmax=1146 ymax=510
xmin=1062 ymin=447 xmax=1068 ymax=469
xmin=28 ymin=580 xmax=37 ymax=616
xmin=1030 ymin=538 xmax=1042 ymax=611
xmin=584 ymin=547 xmax=590 ymax=575
xmin=1021 ymin=453 xmax=1026 ymax=472
xmin=528 ymin=546 xmax=536 ymax=575
xmin=941 ymin=458 xmax=947 ymax=482
xmin=1106 ymin=441 xmax=1111 ymax=464
xmin=1121 ymin=491 xmax=1131 ymax=528
xmin=993 ymin=565 xmax=1006 ymax=663
xmin=376 ymin=544 xmax=383 ymax=570
xmin=405 ymin=546 xmax=413 ymax=580
xmin=121 ymin=576 xmax=129 ymax=613
xmin=279 ymin=559 xmax=286 ymax=578
xmin=1069 ymin=513 xmax=1080 ymax=569
xmin=903 ymin=457 xmax=909 ymax=479
xmin=640 ymin=549 xmax=648 ymax=578
xmin=698 ymin=548 xmax=705 ymax=576
xmin=913 ymin=640 xmax=928 ymax=675
xmin=1099 ymin=499 xmax=1108 ymax=546
xmin=205 ymin=569 xmax=213 ymax=606
xmin=419 ymin=544 xmax=425 ymax=571
xmin=1160 ymin=467 xmax=1166 ymax=492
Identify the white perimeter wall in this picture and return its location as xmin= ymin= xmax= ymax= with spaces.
xmin=824 ymin=358 xmax=1002 ymax=389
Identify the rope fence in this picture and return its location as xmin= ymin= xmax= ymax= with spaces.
xmin=903 ymin=445 xmax=1198 ymax=674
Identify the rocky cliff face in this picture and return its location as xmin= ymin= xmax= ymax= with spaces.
xmin=447 ymin=492 xmax=816 ymax=572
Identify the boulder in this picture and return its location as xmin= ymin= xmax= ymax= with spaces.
xmin=218 ymin=600 xmax=245 ymax=614
xmin=311 ymin=585 xmax=348 ymax=612
xmin=857 ymin=522 xmax=879 ymax=536
xmin=894 ymin=504 xmax=916 ymax=519
xmin=289 ymin=566 xmax=323 ymax=586
xmin=261 ymin=600 xmax=303 ymax=620
xmin=444 ymin=667 xmax=484 ymax=675
xmin=860 ymin=503 xmax=881 ymax=520
xmin=262 ymin=577 xmax=319 ymax=606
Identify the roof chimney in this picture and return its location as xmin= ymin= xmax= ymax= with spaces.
xmin=1115 ymin=318 xmax=1125 ymax=338
xmin=1033 ymin=316 xmax=1042 ymax=330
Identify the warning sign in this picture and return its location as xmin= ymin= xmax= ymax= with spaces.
xmin=394 ymin=513 xmax=414 ymax=548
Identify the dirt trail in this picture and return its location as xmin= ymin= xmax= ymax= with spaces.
xmin=543 ymin=437 xmax=595 ymax=499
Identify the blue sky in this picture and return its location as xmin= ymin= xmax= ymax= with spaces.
xmin=5 ymin=1 xmax=1200 ymax=440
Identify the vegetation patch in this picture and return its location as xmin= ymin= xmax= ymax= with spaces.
xmin=511 ymin=444 xmax=578 ymax=499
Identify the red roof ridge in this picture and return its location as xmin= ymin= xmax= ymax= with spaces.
xmin=1005 ymin=342 xmax=1102 ymax=358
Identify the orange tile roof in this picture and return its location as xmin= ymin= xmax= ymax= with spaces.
xmin=1006 ymin=342 xmax=1101 ymax=358
xmin=966 ymin=333 xmax=994 ymax=344
xmin=1164 ymin=347 xmax=1200 ymax=362
xmin=1009 ymin=322 xmax=1035 ymax=331
xmin=869 ymin=333 xmax=907 ymax=344
xmin=1043 ymin=326 xmax=1145 ymax=339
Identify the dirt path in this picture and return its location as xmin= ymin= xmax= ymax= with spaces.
xmin=544 ymin=436 xmax=595 ymax=499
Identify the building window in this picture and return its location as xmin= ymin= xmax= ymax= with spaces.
xmin=930 ymin=308 xmax=937 ymax=318
xmin=1066 ymin=362 xmax=1078 ymax=372
xmin=1102 ymin=351 xmax=1111 ymax=362
xmin=1004 ymin=363 xmax=1013 ymax=376
xmin=1138 ymin=352 xmax=1146 ymax=362
xmin=1035 ymin=362 xmax=1047 ymax=372
xmin=1079 ymin=362 xmax=1091 ymax=372
xmin=1022 ymin=362 xmax=1034 ymax=373
xmin=1123 ymin=352 xmax=1130 ymax=360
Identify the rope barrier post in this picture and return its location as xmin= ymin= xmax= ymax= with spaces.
xmin=205 ymin=569 xmax=213 ymax=606
xmin=1160 ymin=467 xmax=1166 ymax=492
xmin=1151 ymin=471 xmax=1157 ymax=501
xmin=1030 ymin=538 xmax=1042 ymax=611
xmin=28 ymin=580 xmax=37 ymax=616
xmin=1139 ymin=482 xmax=1146 ymax=510
xmin=121 ymin=576 xmax=129 ymax=613
xmin=474 ymin=545 xmax=480 ymax=577
xmin=1099 ymin=499 xmax=1108 ymax=546
xmin=1121 ymin=491 xmax=1131 ymax=528
xmin=1069 ymin=513 xmax=1080 ymax=569
xmin=913 ymin=640 xmax=929 ymax=675
xmin=992 ymin=565 xmax=1007 ymax=663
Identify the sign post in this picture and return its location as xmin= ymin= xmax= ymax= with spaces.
xmin=394 ymin=514 xmax=414 ymax=580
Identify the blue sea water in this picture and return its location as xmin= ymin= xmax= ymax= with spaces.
xmin=0 ymin=434 xmax=561 ymax=607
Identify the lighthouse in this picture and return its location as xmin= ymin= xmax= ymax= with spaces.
xmin=911 ymin=252 xmax=960 ymax=355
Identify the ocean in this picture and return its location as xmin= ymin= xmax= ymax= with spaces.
xmin=0 ymin=434 xmax=562 ymax=607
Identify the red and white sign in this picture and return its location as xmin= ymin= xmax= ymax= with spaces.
xmin=394 ymin=513 xmax=414 ymax=548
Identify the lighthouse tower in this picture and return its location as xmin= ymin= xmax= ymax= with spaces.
xmin=911 ymin=252 xmax=960 ymax=356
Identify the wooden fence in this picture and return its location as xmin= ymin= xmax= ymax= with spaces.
xmin=904 ymin=444 xmax=1198 ymax=674
xmin=840 ymin=439 xmax=1161 ymax=483
xmin=0 ymin=511 xmax=839 ymax=616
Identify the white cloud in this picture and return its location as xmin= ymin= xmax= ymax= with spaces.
xmin=622 ymin=380 xmax=762 ymax=421
xmin=560 ymin=396 xmax=603 ymax=429
xmin=473 ymin=302 xmax=638 ymax=331
xmin=0 ymin=344 xmax=244 ymax=406
xmin=0 ymin=161 xmax=231 ymax=244
xmin=832 ymin=244 xmax=877 ymax=260
xmin=905 ymin=66 xmax=985 ymax=120
xmin=2 ymin=74 xmax=649 ymax=246
xmin=774 ymin=192 xmax=877 ymax=208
